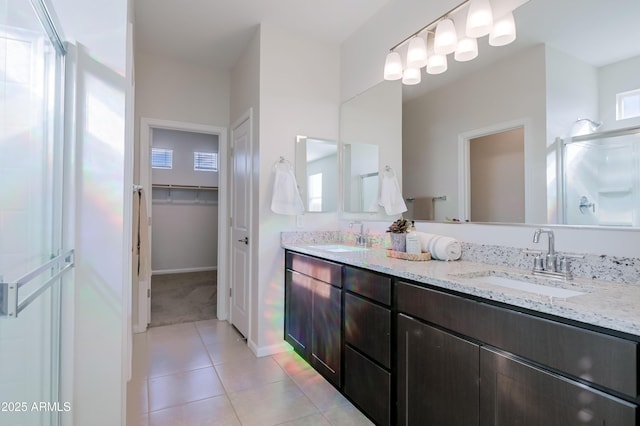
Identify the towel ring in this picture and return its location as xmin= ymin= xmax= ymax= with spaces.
xmin=274 ymin=156 xmax=293 ymax=171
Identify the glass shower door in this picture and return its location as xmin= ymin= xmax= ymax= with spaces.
xmin=563 ymin=128 xmax=640 ymax=227
xmin=0 ymin=1 xmax=67 ymax=425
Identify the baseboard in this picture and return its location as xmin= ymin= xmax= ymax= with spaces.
xmin=248 ymin=339 xmax=291 ymax=357
xmin=152 ymin=266 xmax=217 ymax=275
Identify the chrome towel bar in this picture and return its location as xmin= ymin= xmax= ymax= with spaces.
xmin=1 ymin=249 xmax=74 ymax=318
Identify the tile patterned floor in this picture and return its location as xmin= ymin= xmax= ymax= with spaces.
xmin=127 ymin=320 xmax=374 ymax=425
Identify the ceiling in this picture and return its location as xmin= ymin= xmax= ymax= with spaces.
xmin=134 ymin=0 xmax=389 ymax=69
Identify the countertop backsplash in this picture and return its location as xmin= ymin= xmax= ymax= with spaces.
xmin=281 ymin=231 xmax=640 ymax=286
xmin=460 ymin=242 xmax=640 ymax=286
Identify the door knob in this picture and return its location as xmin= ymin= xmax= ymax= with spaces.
xmin=238 ymin=237 xmax=249 ymax=245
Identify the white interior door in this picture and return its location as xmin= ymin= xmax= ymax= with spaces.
xmin=0 ymin=1 xmax=67 ymax=424
xmin=229 ymin=113 xmax=252 ymax=338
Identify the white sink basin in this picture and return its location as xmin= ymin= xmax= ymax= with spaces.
xmin=308 ymin=244 xmax=369 ymax=253
xmin=451 ymin=270 xmax=586 ymax=299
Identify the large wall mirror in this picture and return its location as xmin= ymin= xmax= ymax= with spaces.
xmin=295 ymin=136 xmax=338 ymax=213
xmin=395 ymin=0 xmax=640 ymax=227
xmin=339 ymin=80 xmax=403 ymax=220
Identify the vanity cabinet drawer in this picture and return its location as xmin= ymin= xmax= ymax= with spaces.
xmin=285 ymin=251 xmax=342 ymax=286
xmin=345 ymin=292 xmax=391 ymax=369
xmin=397 ymin=281 xmax=638 ymax=398
xmin=343 ymin=265 xmax=391 ymax=305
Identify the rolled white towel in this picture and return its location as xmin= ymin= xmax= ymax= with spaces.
xmin=414 ymin=232 xmax=462 ymax=261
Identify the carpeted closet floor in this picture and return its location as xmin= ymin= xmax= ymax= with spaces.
xmin=150 ymin=271 xmax=217 ymax=327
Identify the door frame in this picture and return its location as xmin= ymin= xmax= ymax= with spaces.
xmin=228 ymin=109 xmax=253 ymax=338
xmin=138 ymin=117 xmax=229 ymax=331
xmin=458 ymin=118 xmax=532 ymax=222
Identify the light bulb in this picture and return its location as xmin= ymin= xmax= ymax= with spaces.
xmin=489 ymin=12 xmax=516 ymax=46
xmin=383 ymin=51 xmax=403 ymax=80
xmin=466 ymin=0 xmax=493 ymax=38
xmin=434 ymin=18 xmax=457 ymax=55
xmin=402 ymin=67 xmax=422 ymax=85
xmin=406 ymin=36 xmax=428 ymax=69
xmin=427 ymin=54 xmax=447 ymax=75
xmin=454 ymin=37 xmax=478 ymax=62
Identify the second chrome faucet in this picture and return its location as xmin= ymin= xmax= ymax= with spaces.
xmin=533 ymin=228 xmax=557 ymax=272
xmin=530 ymin=228 xmax=582 ymax=280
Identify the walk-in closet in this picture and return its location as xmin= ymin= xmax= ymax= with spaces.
xmin=150 ymin=128 xmax=219 ymax=326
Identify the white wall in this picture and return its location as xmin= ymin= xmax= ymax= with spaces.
xmin=599 ymin=55 xmax=640 ymax=131
xmin=134 ymin=52 xmax=230 ymax=181
xmin=236 ymin=23 xmax=341 ymax=354
xmin=51 ymin=0 xmax=131 ymax=425
xmin=403 ymin=45 xmax=546 ymax=222
xmin=135 ymin=52 xmax=230 ymax=126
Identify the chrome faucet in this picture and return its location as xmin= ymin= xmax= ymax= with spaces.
xmin=529 ymin=228 xmax=583 ymax=281
xmin=350 ymin=221 xmax=367 ymax=247
xmin=533 ymin=228 xmax=557 ymax=272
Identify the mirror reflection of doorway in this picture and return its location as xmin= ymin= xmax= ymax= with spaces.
xmin=469 ymin=127 xmax=525 ymax=222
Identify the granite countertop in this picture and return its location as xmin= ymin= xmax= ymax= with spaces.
xmin=282 ymin=242 xmax=640 ymax=340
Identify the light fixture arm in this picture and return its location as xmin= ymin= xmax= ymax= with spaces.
xmin=388 ymin=0 xmax=471 ymax=52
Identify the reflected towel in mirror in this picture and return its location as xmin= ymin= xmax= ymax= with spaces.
xmin=378 ymin=169 xmax=407 ymax=215
xmin=411 ymin=196 xmax=434 ymax=220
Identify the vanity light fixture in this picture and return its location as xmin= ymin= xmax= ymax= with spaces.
xmin=426 ymin=33 xmax=448 ymax=75
xmin=383 ymin=0 xmax=518 ymax=84
xmin=466 ymin=0 xmax=494 ymax=38
xmin=383 ymin=51 xmax=403 ymax=80
xmin=454 ymin=37 xmax=478 ymax=62
xmin=434 ymin=18 xmax=458 ymax=54
xmin=489 ymin=11 xmax=516 ymax=46
xmin=406 ymin=36 xmax=428 ymax=68
xmin=402 ymin=67 xmax=422 ymax=85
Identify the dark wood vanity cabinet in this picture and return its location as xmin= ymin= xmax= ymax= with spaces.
xmin=343 ymin=266 xmax=393 ymax=425
xmin=396 ymin=281 xmax=638 ymax=426
xmin=285 ymin=251 xmax=342 ymax=387
xmin=284 ymin=250 xmax=638 ymax=426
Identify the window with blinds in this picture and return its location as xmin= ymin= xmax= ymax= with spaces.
xmin=151 ymin=148 xmax=173 ymax=169
xmin=194 ymin=151 xmax=218 ymax=171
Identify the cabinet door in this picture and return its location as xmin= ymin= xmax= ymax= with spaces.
xmin=480 ymin=347 xmax=637 ymax=426
xmin=344 ymin=345 xmax=391 ymax=425
xmin=344 ymin=292 xmax=391 ymax=368
xmin=311 ymin=280 xmax=342 ymax=387
xmin=285 ymin=270 xmax=312 ymax=357
xmin=397 ymin=314 xmax=479 ymax=426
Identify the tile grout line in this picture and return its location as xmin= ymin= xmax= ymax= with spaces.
xmin=194 ymin=320 xmax=244 ymax=425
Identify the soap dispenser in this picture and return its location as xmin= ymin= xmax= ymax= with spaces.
xmin=405 ymin=221 xmax=421 ymax=254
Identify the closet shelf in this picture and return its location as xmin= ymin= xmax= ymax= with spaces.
xmin=152 ymin=184 xmax=218 ymax=191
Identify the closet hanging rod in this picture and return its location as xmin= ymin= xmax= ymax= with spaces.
xmin=152 ymin=184 xmax=218 ymax=191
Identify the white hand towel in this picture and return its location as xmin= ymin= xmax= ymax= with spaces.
xmin=271 ymin=166 xmax=304 ymax=215
xmin=378 ymin=171 xmax=407 ymax=216
xmin=414 ymin=231 xmax=462 ymax=261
